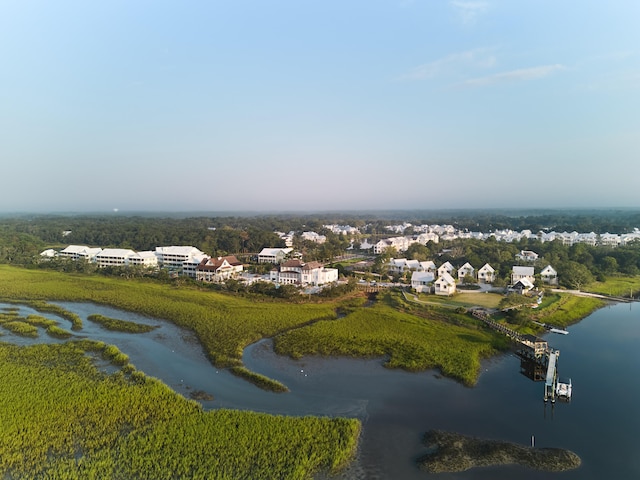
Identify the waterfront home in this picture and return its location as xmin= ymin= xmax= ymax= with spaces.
xmin=511 ymin=277 xmax=535 ymax=294
xmin=511 ymin=266 xmax=535 ymax=285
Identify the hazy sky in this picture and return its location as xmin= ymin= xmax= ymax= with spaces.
xmin=1 ymin=1 xmax=639 ymax=213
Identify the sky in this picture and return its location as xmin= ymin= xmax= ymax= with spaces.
xmin=1 ymin=0 xmax=639 ymax=213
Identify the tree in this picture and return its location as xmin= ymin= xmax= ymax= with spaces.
xmin=462 ymin=274 xmax=476 ymax=285
xmin=560 ymin=261 xmax=594 ymax=290
xmin=600 ymin=256 xmax=618 ymax=274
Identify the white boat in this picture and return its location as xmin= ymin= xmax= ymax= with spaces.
xmin=556 ymin=379 xmax=572 ymax=399
xmin=549 ymin=328 xmax=569 ymax=335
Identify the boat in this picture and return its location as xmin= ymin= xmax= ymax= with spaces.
xmin=549 ymin=328 xmax=569 ymax=335
xmin=556 ymin=378 xmax=572 ymax=399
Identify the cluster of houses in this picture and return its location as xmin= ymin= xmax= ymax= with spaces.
xmin=367 ymin=225 xmax=640 ymax=253
xmin=388 ymin=250 xmax=558 ymax=296
xmin=41 ymin=245 xmax=338 ymax=287
xmin=267 ymin=222 xmax=640 ymax=254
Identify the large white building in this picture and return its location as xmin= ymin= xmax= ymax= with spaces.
xmin=270 ymin=259 xmax=338 ymax=286
xmin=127 ymin=251 xmax=159 ymax=268
xmin=58 ymin=245 xmax=102 ymax=262
xmin=95 ymin=248 xmax=136 ymax=267
xmin=155 ymin=246 xmax=206 ymax=269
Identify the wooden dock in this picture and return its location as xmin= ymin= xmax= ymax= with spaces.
xmin=472 ymin=309 xmax=563 ymax=401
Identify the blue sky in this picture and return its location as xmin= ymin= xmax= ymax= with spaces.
xmin=1 ymin=1 xmax=638 ymax=213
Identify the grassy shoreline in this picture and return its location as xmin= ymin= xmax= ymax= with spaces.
xmin=0 ymin=265 xmax=617 ymax=387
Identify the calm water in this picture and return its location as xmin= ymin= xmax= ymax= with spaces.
xmin=1 ymin=300 xmax=638 ymax=479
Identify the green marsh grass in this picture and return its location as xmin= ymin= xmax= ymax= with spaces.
xmin=2 ymin=320 xmax=39 ymax=337
xmin=529 ymin=294 xmax=604 ymax=328
xmin=87 ymin=313 xmax=157 ymax=333
xmin=46 ymin=324 xmax=73 ymax=339
xmin=230 ymin=365 xmax=290 ymax=392
xmin=0 ymin=341 xmax=360 ymax=479
xmin=0 ymin=266 xmax=336 ymax=370
xmin=275 ymin=292 xmax=503 ymax=386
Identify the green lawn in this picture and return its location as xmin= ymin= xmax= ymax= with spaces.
xmin=415 ymin=292 xmax=503 ymax=309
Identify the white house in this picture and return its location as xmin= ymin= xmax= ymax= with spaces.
xmin=388 ymin=258 xmax=437 ymax=274
xmin=95 ymin=248 xmax=136 ymax=267
xmin=516 ymin=250 xmax=539 ymax=262
xmin=511 ymin=277 xmax=535 ymax=294
xmin=196 ymin=255 xmax=243 ymax=282
xmin=411 ymin=271 xmax=435 ymax=293
xmin=511 ymin=266 xmax=535 ymax=285
xmin=457 ymin=262 xmax=475 ymax=281
xmin=301 ymin=231 xmax=327 ymax=244
xmin=415 ymin=232 xmax=439 ymax=244
xmin=437 ymin=261 xmax=454 ymax=277
xmin=155 ymin=246 xmax=206 ymax=269
xmin=434 ymin=272 xmax=456 ymax=296
xmin=420 ymin=260 xmax=437 ymax=273
xmin=477 ymin=263 xmax=495 ymax=284
xmin=540 ymin=265 xmax=558 ymax=285
xmin=275 ymin=231 xmax=295 ymax=247
xmin=373 ymin=237 xmax=411 ymax=254
xmin=58 ymin=245 xmax=102 ymax=262
xmin=258 ymin=247 xmax=293 ymax=264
